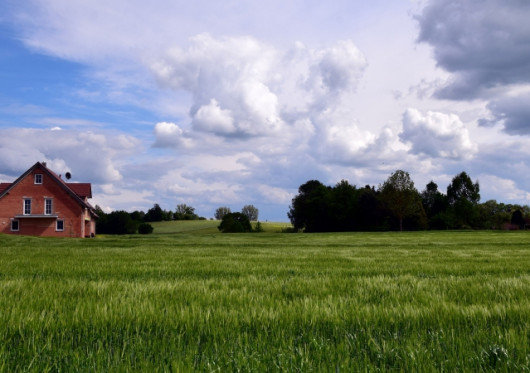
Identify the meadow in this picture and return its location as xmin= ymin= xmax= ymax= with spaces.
xmin=1 ymin=223 xmax=530 ymax=371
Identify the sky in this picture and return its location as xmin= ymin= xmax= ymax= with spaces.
xmin=1 ymin=0 xmax=529 ymax=221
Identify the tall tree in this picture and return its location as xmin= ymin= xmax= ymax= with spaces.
xmin=447 ymin=171 xmax=480 ymax=228
xmin=145 ymin=203 xmax=164 ymax=222
xmin=421 ymin=181 xmax=449 ymax=229
xmin=380 ymin=170 xmax=423 ymax=231
xmin=214 ymin=206 xmax=232 ymax=220
xmin=288 ymin=180 xmax=331 ymax=232
xmin=241 ymin=205 xmax=259 ymax=221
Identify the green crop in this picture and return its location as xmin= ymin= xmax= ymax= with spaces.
xmin=0 ymin=230 xmax=529 ymax=371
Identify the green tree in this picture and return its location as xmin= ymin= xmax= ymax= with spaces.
xmin=328 ymin=180 xmax=358 ymax=231
xmin=218 ymin=212 xmax=252 ymax=233
xmin=175 ymin=204 xmax=198 ymax=220
xmin=214 ymin=206 xmax=231 ymax=220
xmin=102 ymin=210 xmax=138 ymax=234
xmin=241 ymin=205 xmax=259 ymax=221
xmin=288 ymin=180 xmax=331 ymax=232
xmin=145 ymin=203 xmax=164 ymax=222
xmin=511 ymin=209 xmax=525 ymax=229
xmin=447 ymin=171 xmax=480 ymax=228
xmin=380 ymin=170 xmax=424 ymax=231
xmin=421 ymin=181 xmax=449 ymax=229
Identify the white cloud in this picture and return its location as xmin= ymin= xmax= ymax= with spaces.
xmin=153 ymin=122 xmax=193 ymax=148
xmin=478 ymin=174 xmax=530 ymax=204
xmin=192 ymin=99 xmax=235 ymax=134
xmin=0 ymin=128 xmax=137 ymax=183
xmin=400 ymin=108 xmax=478 ymax=160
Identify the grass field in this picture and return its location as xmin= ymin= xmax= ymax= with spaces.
xmin=1 ymin=225 xmax=530 ymax=371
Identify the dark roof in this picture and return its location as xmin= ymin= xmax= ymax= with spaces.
xmin=0 ymin=162 xmax=97 ymax=217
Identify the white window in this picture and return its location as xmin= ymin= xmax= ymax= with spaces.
xmin=23 ymin=199 xmax=32 ymax=215
xmin=35 ymin=174 xmax=42 ymax=184
xmin=45 ymin=198 xmax=53 ymax=215
xmin=56 ymin=219 xmax=64 ymax=231
xmin=11 ymin=219 xmax=19 ymax=231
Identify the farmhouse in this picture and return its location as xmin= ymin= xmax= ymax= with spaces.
xmin=0 ymin=162 xmax=98 ymax=237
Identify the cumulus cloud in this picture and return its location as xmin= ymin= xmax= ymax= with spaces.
xmin=153 ymin=122 xmax=193 ymax=148
xmin=151 ymin=34 xmax=367 ymax=143
xmin=400 ymin=108 xmax=477 ymax=160
xmin=478 ymin=174 xmax=530 ymax=203
xmin=0 ymin=127 xmax=138 ymax=183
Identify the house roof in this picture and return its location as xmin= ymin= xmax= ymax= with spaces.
xmin=0 ymin=183 xmax=11 ymax=194
xmin=0 ymin=162 xmax=97 ymax=217
xmin=66 ymin=183 xmax=92 ymax=198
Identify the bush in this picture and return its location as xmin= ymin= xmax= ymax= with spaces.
xmin=218 ymin=212 xmax=252 ymax=233
xmin=253 ymin=221 xmax=264 ymax=233
xmin=138 ymin=223 xmax=154 ymax=234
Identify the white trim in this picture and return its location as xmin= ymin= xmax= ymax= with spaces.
xmin=44 ymin=198 xmax=53 ymax=215
xmin=34 ymin=174 xmax=43 ymax=184
xmin=23 ymin=198 xmax=32 ymax=215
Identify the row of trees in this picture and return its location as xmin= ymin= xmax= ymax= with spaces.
xmin=95 ymin=203 xmax=260 ymax=234
xmin=288 ymin=170 xmax=529 ymax=232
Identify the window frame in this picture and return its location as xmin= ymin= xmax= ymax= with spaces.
xmin=23 ymin=198 xmax=32 ymax=215
xmin=34 ymin=174 xmax=43 ymax=184
xmin=10 ymin=219 xmax=19 ymax=231
xmin=56 ymin=219 xmax=64 ymax=232
xmin=44 ymin=198 xmax=53 ymax=215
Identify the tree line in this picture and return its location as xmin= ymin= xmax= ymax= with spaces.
xmin=95 ymin=203 xmax=259 ymax=234
xmin=288 ymin=170 xmax=530 ymax=232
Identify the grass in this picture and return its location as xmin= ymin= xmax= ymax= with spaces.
xmin=1 ymin=228 xmax=530 ymax=371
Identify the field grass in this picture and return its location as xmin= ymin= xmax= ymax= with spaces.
xmin=148 ymin=220 xmax=292 ymax=234
xmin=1 ymin=227 xmax=530 ymax=371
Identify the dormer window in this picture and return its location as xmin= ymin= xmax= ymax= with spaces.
xmin=35 ymin=174 xmax=43 ymax=184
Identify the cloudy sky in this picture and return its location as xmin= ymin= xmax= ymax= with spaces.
xmin=1 ymin=0 xmax=529 ymax=221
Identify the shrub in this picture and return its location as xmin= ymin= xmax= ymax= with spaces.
xmin=138 ymin=223 xmax=154 ymax=234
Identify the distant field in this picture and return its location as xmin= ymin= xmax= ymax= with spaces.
xmin=149 ymin=219 xmax=292 ymax=234
xmin=1 ymin=230 xmax=530 ymax=371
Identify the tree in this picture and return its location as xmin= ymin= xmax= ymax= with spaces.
xmin=215 ymin=206 xmax=232 ymax=220
xmin=328 ymin=180 xmax=358 ymax=231
xmin=421 ymin=181 xmax=449 ymax=229
xmin=218 ymin=212 xmax=252 ymax=233
xmin=511 ymin=209 xmax=525 ymax=229
xmin=379 ymin=170 xmax=424 ymax=231
xmin=288 ymin=180 xmax=331 ymax=232
xmin=447 ymin=171 xmax=480 ymax=228
xmin=241 ymin=205 xmax=259 ymax=221
xmin=99 ymin=210 xmax=138 ymax=234
xmin=175 ymin=204 xmax=198 ymax=220
xmin=145 ymin=203 xmax=164 ymax=222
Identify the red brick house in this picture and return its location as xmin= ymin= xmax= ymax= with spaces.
xmin=0 ymin=162 xmax=98 ymax=237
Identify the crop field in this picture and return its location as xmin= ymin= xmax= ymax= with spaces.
xmin=1 ymin=225 xmax=530 ymax=371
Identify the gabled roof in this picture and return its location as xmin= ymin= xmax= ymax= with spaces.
xmin=0 ymin=162 xmax=97 ymax=217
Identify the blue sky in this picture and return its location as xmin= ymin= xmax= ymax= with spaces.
xmin=1 ymin=0 xmax=529 ymax=221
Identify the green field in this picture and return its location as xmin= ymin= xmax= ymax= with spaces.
xmin=1 ymin=225 xmax=530 ymax=371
